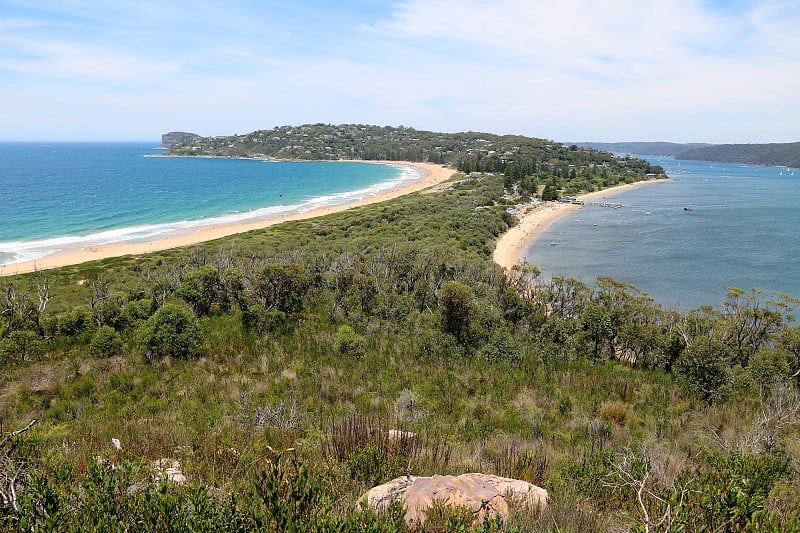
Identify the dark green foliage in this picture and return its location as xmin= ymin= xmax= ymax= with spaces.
xmin=135 ymin=302 xmax=204 ymax=359
xmin=56 ymin=305 xmax=94 ymax=337
xmin=578 ymin=303 xmax=613 ymax=360
xmin=675 ymin=453 xmax=792 ymax=531
xmin=241 ymin=305 xmax=288 ymax=336
xmin=675 ymin=337 xmax=734 ymax=403
xmin=89 ymin=325 xmax=124 ymax=358
xmin=177 ymin=265 xmax=223 ymax=316
xmin=335 ymin=324 xmax=366 ymax=358
xmin=249 ymin=263 xmax=311 ymax=314
xmin=0 ymin=329 xmax=42 ymax=363
xmin=478 ymin=328 xmax=520 ymax=364
xmin=439 ymin=281 xmax=474 ymax=346
xmin=677 ymin=141 xmax=800 ymax=167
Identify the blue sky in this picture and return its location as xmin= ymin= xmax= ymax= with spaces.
xmin=1 ymin=0 xmax=798 ymax=142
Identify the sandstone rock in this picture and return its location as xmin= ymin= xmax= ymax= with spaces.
xmin=361 ymin=475 xmax=419 ymax=511
xmin=161 ymin=131 xmax=200 ymax=148
xmin=359 ymin=473 xmax=548 ymax=526
xmin=152 ymin=459 xmax=187 ymax=485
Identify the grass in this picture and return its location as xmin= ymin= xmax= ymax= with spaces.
xmin=1 ymin=171 xmax=798 ymax=530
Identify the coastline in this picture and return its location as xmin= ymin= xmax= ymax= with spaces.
xmin=492 ymin=179 xmax=670 ymax=272
xmin=1 ymin=161 xmax=454 ymax=276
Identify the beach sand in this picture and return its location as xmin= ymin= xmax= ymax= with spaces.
xmin=492 ymin=179 xmax=670 ymax=272
xmin=1 ymin=161 xmax=454 ymax=276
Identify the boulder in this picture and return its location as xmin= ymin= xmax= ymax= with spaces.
xmin=152 ymin=459 xmax=187 ymax=485
xmin=359 ymin=473 xmax=548 ymax=526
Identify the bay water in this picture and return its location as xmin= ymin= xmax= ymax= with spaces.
xmin=0 ymin=143 xmax=419 ymax=265
xmin=525 ymin=157 xmax=800 ymax=309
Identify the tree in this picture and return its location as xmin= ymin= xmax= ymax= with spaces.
xmin=540 ymin=182 xmax=559 ymax=201
xmin=674 ymin=337 xmax=733 ymax=403
xmin=579 ymin=303 xmax=613 ymax=360
xmin=249 ymin=263 xmax=311 ymax=314
xmin=439 ymin=281 xmax=474 ymax=346
xmin=177 ymin=265 xmax=222 ymax=316
xmin=135 ymin=302 xmax=203 ymax=359
xmin=89 ymin=325 xmax=124 ymax=358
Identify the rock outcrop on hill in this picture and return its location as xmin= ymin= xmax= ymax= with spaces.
xmin=359 ymin=473 xmax=548 ymax=526
xmin=161 ymin=131 xmax=200 ymax=148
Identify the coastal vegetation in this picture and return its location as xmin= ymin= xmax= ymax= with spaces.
xmin=676 ymin=141 xmax=800 ymax=168
xmin=1 ymin=134 xmax=799 ymax=530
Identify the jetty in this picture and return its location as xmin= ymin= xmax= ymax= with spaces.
xmin=559 ymin=196 xmax=623 ymax=209
xmin=583 ymin=201 xmax=624 ymax=209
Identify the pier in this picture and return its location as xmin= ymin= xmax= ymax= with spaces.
xmin=559 ymin=197 xmax=624 ymax=209
xmin=584 ymin=201 xmax=623 ymax=209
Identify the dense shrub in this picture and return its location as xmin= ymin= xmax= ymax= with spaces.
xmin=135 ymin=302 xmax=204 ymax=359
xmin=334 ymin=325 xmax=366 ymax=358
xmin=89 ymin=325 xmax=124 ymax=358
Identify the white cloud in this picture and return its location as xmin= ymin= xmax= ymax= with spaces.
xmin=1 ymin=1 xmax=798 ymax=142
xmin=365 ymin=0 xmax=800 ymax=141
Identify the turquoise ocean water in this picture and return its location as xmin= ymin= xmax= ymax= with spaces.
xmin=0 ymin=142 xmax=419 ymax=265
xmin=525 ymin=157 xmax=800 ymax=309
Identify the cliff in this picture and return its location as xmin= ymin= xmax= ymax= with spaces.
xmin=161 ymin=131 xmax=201 ymax=148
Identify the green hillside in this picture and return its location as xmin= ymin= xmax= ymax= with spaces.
xmin=574 ymin=141 xmax=711 ymax=156
xmin=677 ymin=142 xmax=800 ymax=167
xmin=1 ymin=130 xmax=798 ymax=531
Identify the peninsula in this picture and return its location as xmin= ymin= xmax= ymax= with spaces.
xmin=1 ymin=125 xmax=797 ymax=531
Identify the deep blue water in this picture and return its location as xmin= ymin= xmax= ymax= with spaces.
xmin=525 ymin=157 xmax=800 ymax=309
xmin=0 ymin=142 xmax=418 ymax=265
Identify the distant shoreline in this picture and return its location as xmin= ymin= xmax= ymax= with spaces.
xmin=493 ymin=179 xmax=671 ymax=272
xmin=0 ymin=161 xmax=454 ymax=276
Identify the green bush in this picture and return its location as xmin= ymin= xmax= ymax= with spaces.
xmin=675 ymin=338 xmax=733 ymax=403
xmin=57 ymin=305 xmax=94 ymax=337
xmin=135 ymin=302 xmax=204 ymax=359
xmin=335 ymin=324 xmax=366 ymax=358
xmin=0 ymin=330 xmax=43 ymax=363
xmin=242 ymin=304 xmax=287 ymax=336
xmin=89 ymin=325 xmax=124 ymax=358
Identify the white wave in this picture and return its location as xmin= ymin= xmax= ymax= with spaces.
xmin=0 ymin=164 xmax=423 ymax=266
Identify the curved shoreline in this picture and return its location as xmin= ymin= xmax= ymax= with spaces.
xmin=1 ymin=161 xmax=454 ymax=276
xmin=493 ymin=179 xmax=670 ymax=272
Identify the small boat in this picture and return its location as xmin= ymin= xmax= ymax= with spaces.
xmin=684 ymin=205 xmax=693 ymax=211
xmin=549 ymin=242 xmax=557 ymax=246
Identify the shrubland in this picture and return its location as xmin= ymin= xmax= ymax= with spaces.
xmin=1 ymin=166 xmax=799 ymax=530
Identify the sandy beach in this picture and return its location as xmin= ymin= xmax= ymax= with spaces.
xmin=492 ymin=179 xmax=670 ymax=271
xmin=1 ymin=161 xmax=454 ymax=276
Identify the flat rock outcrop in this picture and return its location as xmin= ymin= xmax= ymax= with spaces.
xmin=359 ymin=473 xmax=548 ymax=526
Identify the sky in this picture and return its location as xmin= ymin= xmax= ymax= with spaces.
xmin=1 ymin=0 xmax=798 ymax=143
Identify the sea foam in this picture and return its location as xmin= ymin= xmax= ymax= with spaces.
xmin=0 ymin=162 xmax=423 ymax=266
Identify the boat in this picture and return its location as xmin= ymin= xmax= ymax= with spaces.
xmin=684 ymin=205 xmax=693 ymax=211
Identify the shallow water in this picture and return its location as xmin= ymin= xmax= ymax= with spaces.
xmin=0 ymin=143 xmax=416 ymax=264
xmin=524 ymin=157 xmax=800 ymax=309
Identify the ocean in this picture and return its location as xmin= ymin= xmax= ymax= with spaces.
xmin=524 ymin=156 xmax=800 ymax=309
xmin=0 ymin=142 xmax=420 ymax=266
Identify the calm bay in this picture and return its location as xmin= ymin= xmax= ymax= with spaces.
xmin=525 ymin=156 xmax=800 ymax=309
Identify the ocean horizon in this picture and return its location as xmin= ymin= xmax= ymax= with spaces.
xmin=0 ymin=142 xmax=420 ymax=266
xmin=525 ymin=156 xmax=800 ymax=309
